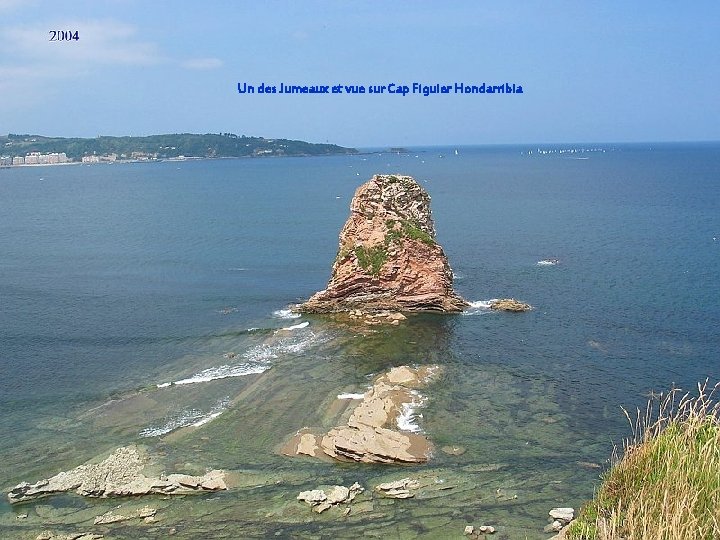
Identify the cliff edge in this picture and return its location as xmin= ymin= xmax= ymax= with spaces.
xmin=300 ymin=174 xmax=468 ymax=313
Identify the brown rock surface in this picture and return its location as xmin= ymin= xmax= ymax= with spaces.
xmin=300 ymin=174 xmax=467 ymax=313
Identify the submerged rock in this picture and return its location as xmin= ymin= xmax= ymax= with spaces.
xmin=489 ymin=298 xmax=532 ymax=312
xmin=300 ymin=174 xmax=468 ymax=313
xmin=8 ymin=445 xmax=227 ymax=504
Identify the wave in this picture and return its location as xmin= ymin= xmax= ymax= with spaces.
xmin=157 ymin=363 xmax=270 ymax=388
xmin=156 ymin=325 xmax=323 ymax=389
xmin=139 ymin=398 xmax=229 ymax=437
xmin=282 ymin=321 xmax=309 ymax=330
xmin=272 ymin=308 xmax=301 ymax=319
xmin=337 ymin=392 xmax=366 ymax=400
xmin=537 ymin=259 xmax=560 ymax=266
xmin=396 ymin=390 xmax=426 ymax=433
xmin=462 ymin=299 xmax=497 ymax=315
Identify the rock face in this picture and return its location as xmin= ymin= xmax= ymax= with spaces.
xmin=8 ymin=446 xmax=227 ymax=504
xmin=300 ymin=174 xmax=467 ymax=313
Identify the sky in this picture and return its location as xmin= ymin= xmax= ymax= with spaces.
xmin=1 ymin=0 xmax=719 ymax=148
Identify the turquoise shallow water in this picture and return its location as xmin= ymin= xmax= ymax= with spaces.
xmin=0 ymin=144 xmax=719 ymax=538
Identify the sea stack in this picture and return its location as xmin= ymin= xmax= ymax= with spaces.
xmin=300 ymin=174 xmax=467 ymax=313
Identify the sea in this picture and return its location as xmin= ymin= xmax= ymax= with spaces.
xmin=0 ymin=143 xmax=718 ymax=539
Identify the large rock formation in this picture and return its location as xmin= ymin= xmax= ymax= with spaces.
xmin=300 ymin=174 xmax=467 ymax=313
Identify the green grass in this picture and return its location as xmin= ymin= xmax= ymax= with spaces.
xmin=383 ymin=219 xmax=435 ymax=247
xmin=568 ymin=381 xmax=720 ymax=540
xmin=354 ymin=245 xmax=387 ymax=277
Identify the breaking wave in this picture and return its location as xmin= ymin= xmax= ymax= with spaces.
xmin=156 ymin=363 xmax=269 ymax=387
xmin=273 ymin=308 xmax=301 ymax=319
xmin=462 ymin=300 xmax=497 ymax=315
xmin=157 ymin=326 xmax=324 ymax=389
xmin=282 ymin=321 xmax=309 ymax=330
xmin=396 ymin=390 xmax=426 ymax=433
xmin=139 ymin=398 xmax=229 ymax=437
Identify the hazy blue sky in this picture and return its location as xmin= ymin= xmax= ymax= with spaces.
xmin=1 ymin=1 xmax=718 ymax=147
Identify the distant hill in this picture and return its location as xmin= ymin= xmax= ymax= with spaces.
xmin=0 ymin=133 xmax=357 ymax=161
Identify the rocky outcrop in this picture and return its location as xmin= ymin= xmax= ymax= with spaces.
xmin=545 ymin=507 xmax=575 ymax=537
xmin=489 ymin=298 xmax=532 ymax=312
xmin=94 ymin=505 xmax=156 ymax=525
xmin=7 ymin=445 xmax=226 ymax=504
xmin=36 ymin=532 xmax=103 ymax=540
xmin=300 ymin=174 xmax=467 ymax=313
xmin=375 ymin=477 xmax=420 ymax=499
xmin=297 ymin=482 xmax=364 ymax=513
xmin=285 ymin=365 xmax=439 ymax=464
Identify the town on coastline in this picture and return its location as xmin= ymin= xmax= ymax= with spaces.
xmin=0 ymin=150 xmax=162 ymax=167
xmin=0 ymin=133 xmax=358 ymax=168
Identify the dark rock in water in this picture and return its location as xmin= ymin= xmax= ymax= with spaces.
xmin=489 ymin=298 xmax=532 ymax=312
xmin=300 ymin=174 xmax=467 ymax=313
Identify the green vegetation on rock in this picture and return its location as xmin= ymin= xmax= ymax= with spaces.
xmin=568 ymin=383 xmax=720 ymax=540
xmin=383 ymin=219 xmax=435 ymax=247
xmin=354 ymin=245 xmax=387 ymax=277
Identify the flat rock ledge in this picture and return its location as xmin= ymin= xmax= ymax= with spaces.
xmin=299 ymin=174 xmax=468 ymax=314
xmin=489 ymin=298 xmax=532 ymax=312
xmin=8 ymin=445 xmax=227 ymax=504
xmin=284 ymin=365 xmax=439 ymax=464
xmin=36 ymin=533 xmax=103 ymax=540
xmin=297 ymin=482 xmax=364 ymax=513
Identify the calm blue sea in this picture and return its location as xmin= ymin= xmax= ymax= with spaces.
xmin=0 ymin=143 xmax=718 ymax=537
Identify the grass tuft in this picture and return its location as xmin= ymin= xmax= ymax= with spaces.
xmin=568 ymin=380 xmax=720 ymax=540
xmin=354 ymin=245 xmax=387 ymax=277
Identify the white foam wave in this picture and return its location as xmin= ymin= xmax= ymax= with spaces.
xmin=192 ymin=411 xmax=223 ymax=427
xmin=140 ymin=399 xmax=229 ymax=437
xmin=537 ymin=259 xmax=560 ymax=266
xmin=282 ymin=321 xmax=309 ymax=330
xmin=396 ymin=391 xmax=427 ymax=433
xmin=337 ymin=393 xmax=366 ymax=400
xmin=242 ymin=331 xmax=324 ymax=363
xmin=156 ymin=363 xmax=269 ymax=388
xmin=156 ymin=329 xmax=324 ymax=389
xmin=273 ymin=308 xmax=301 ymax=319
xmin=462 ymin=299 xmax=497 ymax=315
